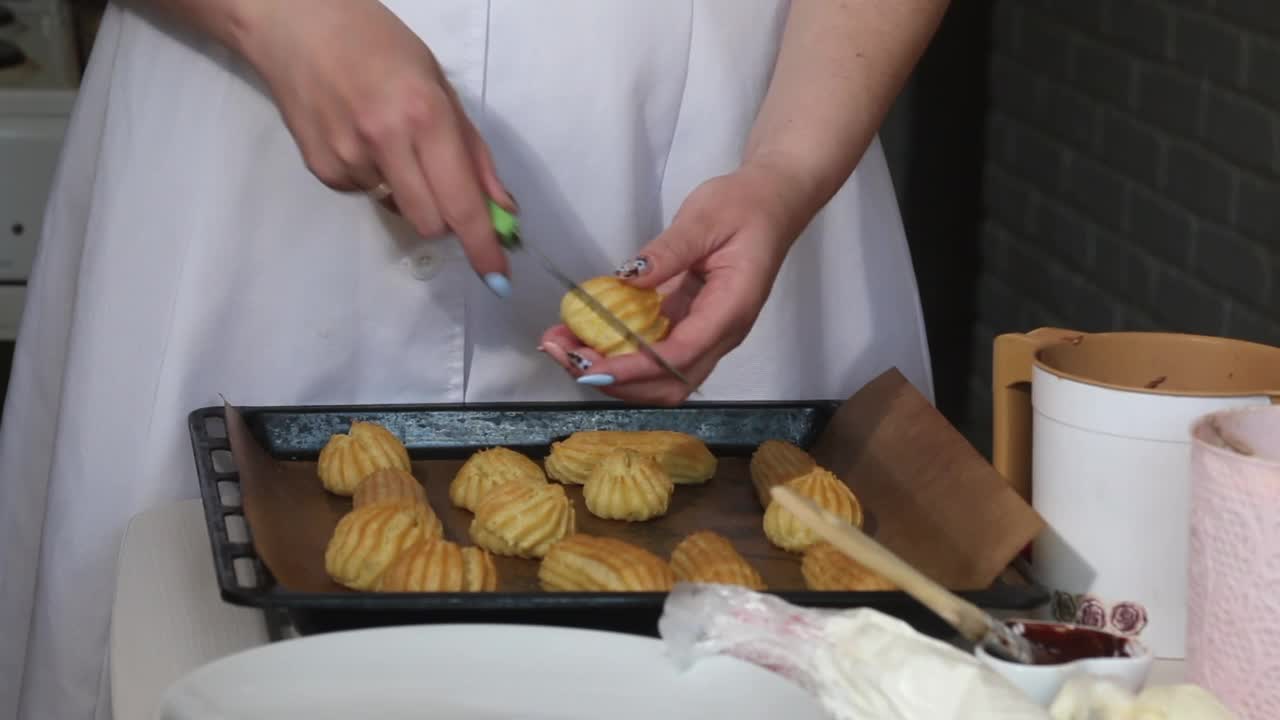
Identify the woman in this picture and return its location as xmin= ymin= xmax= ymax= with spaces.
xmin=0 ymin=0 xmax=944 ymax=717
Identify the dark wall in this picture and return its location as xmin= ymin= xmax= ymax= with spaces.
xmin=888 ymin=0 xmax=1280 ymax=457
xmin=882 ymin=1 xmax=996 ymax=445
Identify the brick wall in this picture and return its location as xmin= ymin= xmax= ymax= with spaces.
xmin=967 ymin=0 xmax=1280 ymax=455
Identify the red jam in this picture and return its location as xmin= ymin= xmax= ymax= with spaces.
xmin=1010 ymin=621 xmax=1135 ymax=665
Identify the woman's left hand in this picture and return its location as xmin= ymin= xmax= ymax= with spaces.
xmin=539 ymin=162 xmax=814 ymax=406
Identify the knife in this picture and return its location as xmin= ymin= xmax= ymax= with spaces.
xmin=488 ymin=200 xmax=699 ymax=393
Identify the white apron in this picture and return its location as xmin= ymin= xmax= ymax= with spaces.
xmin=0 ymin=1 xmax=933 ymax=717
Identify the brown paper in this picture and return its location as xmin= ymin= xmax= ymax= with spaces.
xmin=808 ymin=369 xmax=1046 ymax=590
xmin=227 ymin=367 xmax=1044 ymax=594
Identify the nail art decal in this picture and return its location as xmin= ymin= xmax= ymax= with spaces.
xmin=614 ymin=256 xmax=651 ymax=279
xmin=566 ymin=351 xmax=592 ymax=372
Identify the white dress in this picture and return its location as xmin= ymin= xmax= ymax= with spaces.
xmin=0 ymin=1 xmax=933 ymax=718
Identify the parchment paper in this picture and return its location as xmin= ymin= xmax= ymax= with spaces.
xmin=227 ymin=368 xmax=1045 ymax=594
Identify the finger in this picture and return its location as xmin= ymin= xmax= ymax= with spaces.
xmin=541 ymin=322 xmax=720 ymax=405
xmin=587 ymin=273 xmax=747 ymax=388
xmin=584 ymin=336 xmax=727 ymax=400
xmin=413 ymin=100 xmax=510 ymax=294
xmin=301 ymin=144 xmax=365 ymax=193
xmin=593 ymin=351 xmax=722 ymax=406
xmin=377 ymin=195 xmax=401 ymax=215
xmin=466 ymin=123 xmax=516 ymax=212
xmin=538 ymin=325 xmax=582 ymax=355
xmin=538 ymin=339 xmax=573 ymax=372
xmin=333 ymin=131 xmax=384 ymax=196
xmin=537 ymin=333 xmax=605 ymax=377
xmin=351 ymin=161 xmax=420 ymax=221
xmin=369 ymin=132 xmax=448 ymax=238
xmin=656 ymin=272 xmax=702 ymax=322
xmin=614 ymin=206 xmax=716 ymax=290
xmin=438 ymin=75 xmax=513 ymax=212
xmin=287 ymin=114 xmax=365 ymax=193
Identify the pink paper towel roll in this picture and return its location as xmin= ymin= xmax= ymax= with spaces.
xmin=1188 ymin=405 xmax=1280 ymax=720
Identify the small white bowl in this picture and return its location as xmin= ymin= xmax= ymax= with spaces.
xmin=975 ymin=620 xmax=1154 ymax=707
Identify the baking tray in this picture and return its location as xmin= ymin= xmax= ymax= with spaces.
xmin=190 ymin=401 xmax=1049 ymax=639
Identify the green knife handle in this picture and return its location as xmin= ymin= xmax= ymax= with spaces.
xmin=488 ymin=199 xmax=522 ymax=251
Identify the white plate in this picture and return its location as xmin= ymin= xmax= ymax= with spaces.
xmin=157 ymin=624 xmax=827 ymax=720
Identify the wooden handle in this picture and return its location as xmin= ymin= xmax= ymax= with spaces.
xmin=991 ymin=327 xmax=1083 ymax=502
xmin=770 ymin=486 xmax=992 ymax=644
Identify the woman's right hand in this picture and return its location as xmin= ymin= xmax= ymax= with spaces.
xmin=231 ymin=0 xmax=515 ymax=293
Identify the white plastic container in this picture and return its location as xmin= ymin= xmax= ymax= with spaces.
xmin=992 ymin=329 xmax=1280 ymax=659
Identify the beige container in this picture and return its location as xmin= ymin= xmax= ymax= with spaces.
xmin=992 ymin=328 xmax=1280 ymax=658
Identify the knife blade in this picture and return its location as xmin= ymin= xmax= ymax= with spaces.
xmin=488 ymin=200 xmax=699 ymax=394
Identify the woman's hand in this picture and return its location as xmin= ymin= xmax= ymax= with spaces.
xmin=538 ymin=162 xmax=815 ymax=406
xmin=537 ymin=0 xmax=949 ymax=402
xmin=234 ymin=0 xmax=515 ymax=292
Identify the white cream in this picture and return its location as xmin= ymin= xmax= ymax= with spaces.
xmin=659 ymin=586 xmax=1236 ymax=720
xmin=810 ymin=609 xmax=1050 ymax=719
xmin=1049 ymin=676 xmax=1238 ymax=720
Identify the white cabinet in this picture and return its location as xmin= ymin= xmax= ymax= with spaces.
xmin=0 ymin=0 xmax=79 ymax=340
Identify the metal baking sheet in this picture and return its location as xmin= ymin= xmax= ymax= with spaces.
xmin=189 ymin=401 xmax=1048 ymax=638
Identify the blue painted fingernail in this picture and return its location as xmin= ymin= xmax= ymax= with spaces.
xmin=577 ymin=374 xmax=616 ymax=387
xmin=483 ymin=272 xmax=511 ymax=299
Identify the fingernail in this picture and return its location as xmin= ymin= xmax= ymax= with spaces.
xmin=566 ymin=351 xmax=592 ymax=372
xmin=576 ymin=374 xmax=615 ymax=387
xmin=483 ymin=272 xmax=512 ymax=299
xmin=614 ymin=256 xmax=651 ymax=279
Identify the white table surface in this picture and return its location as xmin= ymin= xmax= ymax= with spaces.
xmin=108 ymin=499 xmax=1188 ymax=720
xmin=110 ymin=500 xmax=269 ymax=720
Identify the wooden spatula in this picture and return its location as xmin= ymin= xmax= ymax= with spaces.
xmin=770 ymin=485 xmax=1037 ymax=665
